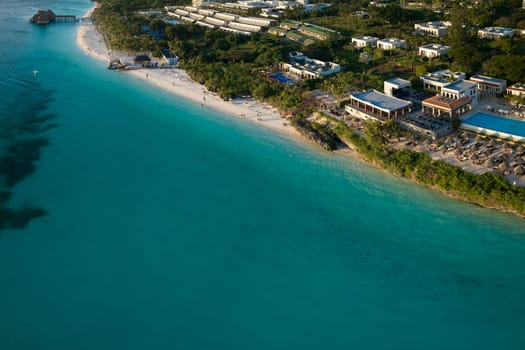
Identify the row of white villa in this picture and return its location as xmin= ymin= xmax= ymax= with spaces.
xmin=351 ymin=36 xmax=407 ymax=50
xmin=413 ymin=21 xmax=520 ymax=41
xmin=280 ymin=51 xmax=340 ymax=79
xmin=191 ymin=0 xmax=310 ymax=8
xmin=167 ymin=6 xmax=277 ymax=34
xmin=352 ymin=36 xmax=449 ymax=58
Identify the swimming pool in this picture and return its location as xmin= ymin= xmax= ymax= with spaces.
xmin=462 ymin=112 xmax=525 ymax=142
xmin=268 ymin=72 xmax=295 ymax=84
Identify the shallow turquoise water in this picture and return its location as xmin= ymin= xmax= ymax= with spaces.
xmin=1 ymin=1 xmax=525 ymax=349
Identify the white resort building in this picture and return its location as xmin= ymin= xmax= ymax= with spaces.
xmin=418 ymin=44 xmax=450 ymax=58
xmin=478 ymin=27 xmax=516 ymax=40
xmin=345 ymin=90 xmax=412 ymax=121
xmin=383 ymin=78 xmax=411 ymax=97
xmin=414 ymin=21 xmax=451 ymax=38
xmin=422 ymin=80 xmax=478 ymax=119
xmin=507 ymin=83 xmax=525 ymax=97
xmin=376 ymin=38 xmax=407 ymax=50
xmin=469 ymin=75 xmax=507 ymax=96
xmin=280 ymin=51 xmax=340 ymax=79
xmin=351 ymin=36 xmax=378 ymax=48
xmin=420 ymin=70 xmax=466 ymax=92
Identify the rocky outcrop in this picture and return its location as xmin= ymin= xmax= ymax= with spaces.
xmin=29 ymin=10 xmax=56 ymax=25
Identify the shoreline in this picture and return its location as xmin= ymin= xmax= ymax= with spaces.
xmin=76 ymin=6 xmax=524 ymax=217
xmin=76 ymin=7 xmax=303 ymax=141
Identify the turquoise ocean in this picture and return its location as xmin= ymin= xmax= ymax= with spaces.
xmin=1 ymin=1 xmax=525 ymax=348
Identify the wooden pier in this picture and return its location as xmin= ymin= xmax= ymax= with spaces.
xmin=55 ymin=15 xmax=77 ymax=23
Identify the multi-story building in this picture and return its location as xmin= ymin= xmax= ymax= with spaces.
xmin=470 ymin=75 xmax=507 ymax=96
xmin=478 ymin=27 xmax=516 ymax=40
xmin=506 ymin=83 xmax=525 ymax=97
xmin=420 ymin=70 xmax=466 ymax=92
xmin=422 ymin=80 xmax=478 ymax=119
xmin=351 ymin=36 xmax=378 ymax=48
xmin=280 ymin=51 xmax=340 ymax=79
xmin=414 ymin=21 xmax=451 ymax=38
xmin=418 ymin=44 xmax=450 ymax=58
xmin=376 ymin=38 xmax=407 ymax=50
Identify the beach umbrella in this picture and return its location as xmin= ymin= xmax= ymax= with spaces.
xmin=487 ymin=139 xmax=496 ymax=147
xmin=498 ymin=161 xmax=508 ymax=170
xmin=454 ymin=149 xmax=462 ymax=157
xmin=475 ymin=135 xmax=482 ymax=143
xmin=485 ymin=158 xmax=495 ymax=167
xmin=516 ymin=145 xmax=524 ymax=154
xmin=515 ymin=166 xmax=525 ymax=176
xmin=471 ymin=143 xmax=479 ymax=151
xmin=470 ymin=154 xmax=478 ymax=160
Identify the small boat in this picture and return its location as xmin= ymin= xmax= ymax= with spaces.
xmin=33 ymin=70 xmax=38 ymax=76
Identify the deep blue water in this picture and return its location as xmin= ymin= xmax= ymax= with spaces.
xmin=464 ymin=112 xmax=525 ymax=137
xmin=1 ymin=1 xmax=524 ymax=349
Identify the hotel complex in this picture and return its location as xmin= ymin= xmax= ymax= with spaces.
xmin=280 ymin=51 xmax=340 ymax=79
xmin=414 ymin=21 xmax=451 ymax=38
xmin=345 ymin=90 xmax=412 ymax=121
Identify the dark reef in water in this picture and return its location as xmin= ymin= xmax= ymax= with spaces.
xmin=0 ymin=79 xmax=56 ymax=230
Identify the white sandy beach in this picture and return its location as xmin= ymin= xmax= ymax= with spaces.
xmin=76 ymin=9 xmax=299 ymax=139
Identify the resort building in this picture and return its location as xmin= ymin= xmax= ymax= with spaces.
xmin=280 ymin=51 xmax=340 ymax=79
xmin=506 ymin=83 xmax=525 ymax=97
xmin=376 ymin=38 xmax=407 ymax=50
xmin=414 ymin=21 xmax=451 ymax=38
xmin=161 ymin=49 xmax=179 ymax=66
xmin=384 ymin=78 xmax=411 ymax=97
xmin=420 ymin=70 xmax=466 ymax=92
xmin=441 ymin=80 xmax=478 ymax=103
xmin=478 ymin=27 xmax=516 ymax=40
xmin=351 ymin=36 xmax=378 ymax=48
xmin=422 ymin=80 xmax=478 ymax=119
xmin=418 ymin=44 xmax=450 ymax=58
xmin=345 ymin=90 xmax=413 ymax=121
xmin=298 ymin=23 xmax=337 ymax=41
xmin=470 ymin=75 xmax=507 ymax=96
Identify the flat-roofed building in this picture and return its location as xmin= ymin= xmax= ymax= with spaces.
xmin=478 ymin=27 xmax=515 ymax=39
xmin=470 ymin=75 xmax=507 ymax=96
xmin=414 ymin=21 xmax=451 ymax=38
xmin=237 ymin=16 xmax=275 ymax=27
xmin=214 ymin=12 xmax=238 ymax=21
xmin=420 ymin=70 xmax=466 ymax=92
xmin=418 ymin=44 xmax=450 ymax=58
xmin=280 ymin=51 xmax=340 ymax=79
xmin=377 ymin=38 xmax=407 ymax=50
xmin=204 ymin=17 xmax=226 ymax=26
xmin=298 ymin=23 xmax=337 ymax=41
xmin=220 ymin=26 xmax=251 ymax=35
xmin=345 ymin=90 xmax=412 ymax=121
xmin=507 ymin=83 xmax=525 ymax=97
xmin=384 ymin=78 xmax=411 ymax=97
xmin=228 ymin=21 xmax=262 ymax=32
xmin=351 ymin=36 xmax=378 ymax=48
xmin=195 ymin=20 xmax=215 ymax=28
